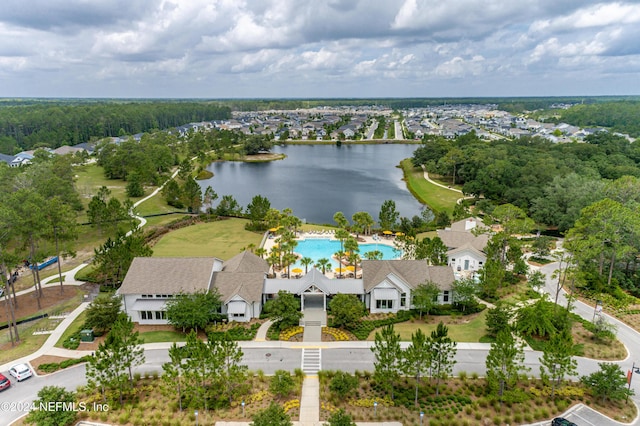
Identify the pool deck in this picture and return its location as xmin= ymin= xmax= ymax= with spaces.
xmin=262 ymin=231 xmax=398 ymax=279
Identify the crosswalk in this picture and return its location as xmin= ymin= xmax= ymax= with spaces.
xmin=301 ymin=348 xmax=321 ymax=375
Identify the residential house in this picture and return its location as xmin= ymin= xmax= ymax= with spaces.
xmin=437 ymin=218 xmax=489 ymax=275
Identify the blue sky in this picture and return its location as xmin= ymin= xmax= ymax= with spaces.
xmin=1 ymin=0 xmax=639 ymax=98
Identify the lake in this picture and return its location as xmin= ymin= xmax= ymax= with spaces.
xmin=198 ymin=144 xmax=426 ymax=224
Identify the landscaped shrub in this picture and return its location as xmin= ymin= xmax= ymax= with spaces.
xmin=207 ymin=322 xmax=261 ymax=340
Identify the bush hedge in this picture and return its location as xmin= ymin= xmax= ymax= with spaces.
xmin=39 ymin=355 xmax=92 ymax=373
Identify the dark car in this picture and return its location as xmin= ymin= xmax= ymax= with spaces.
xmin=0 ymin=373 xmax=11 ymax=391
xmin=552 ymin=418 xmax=577 ymax=426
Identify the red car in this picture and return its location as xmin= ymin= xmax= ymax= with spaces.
xmin=0 ymin=373 xmax=10 ymax=391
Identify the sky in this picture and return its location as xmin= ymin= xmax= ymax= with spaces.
xmin=1 ymin=0 xmax=639 ymax=99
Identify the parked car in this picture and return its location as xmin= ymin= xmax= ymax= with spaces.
xmin=552 ymin=418 xmax=577 ymax=426
xmin=8 ymin=363 xmax=32 ymax=382
xmin=0 ymin=373 xmax=10 ymax=391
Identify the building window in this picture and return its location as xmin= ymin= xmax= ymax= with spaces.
xmin=140 ymin=311 xmax=153 ymax=320
xmin=155 ymin=311 xmax=166 ymax=320
xmin=232 ymin=313 xmax=244 ymax=318
xmin=443 ymin=291 xmax=450 ymax=303
xmin=400 ymin=293 xmax=406 ymax=307
xmin=376 ymin=299 xmax=393 ymax=309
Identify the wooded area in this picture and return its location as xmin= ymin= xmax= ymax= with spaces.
xmin=0 ymin=101 xmax=231 ymax=154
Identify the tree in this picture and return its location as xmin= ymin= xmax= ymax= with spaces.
xmin=110 ymin=313 xmax=145 ymax=385
xmin=125 ymin=172 xmax=145 ymax=197
xmin=428 ymin=322 xmax=457 ymax=396
xmin=300 ymin=257 xmax=314 ymax=273
xmin=84 ymin=294 xmax=122 ymax=335
xmin=485 ymin=302 xmax=513 ymax=337
xmin=485 ymin=329 xmax=528 ymax=399
xmin=352 ymin=211 xmax=374 ymax=237
xmin=162 ymin=343 xmax=186 ymax=411
xmin=412 ymin=281 xmax=440 ymax=319
xmin=527 ymin=270 xmax=546 ymax=295
xmin=371 ymin=324 xmax=402 ymax=399
xmin=182 ymin=177 xmax=202 ymax=213
xmin=203 ymin=185 xmax=218 ymax=218
xmin=93 ymin=229 xmax=152 ymax=286
xmin=251 ymin=402 xmax=293 ymax=426
xmin=211 ymin=333 xmax=249 ymax=405
xmin=329 ymin=371 xmax=358 ymax=399
xmin=581 ymin=362 xmax=632 ymax=404
xmin=324 ymin=408 xmax=357 ymax=426
xmin=402 ymin=328 xmax=430 ymax=406
xmin=315 ymin=258 xmax=332 ymax=275
xmin=329 ymin=294 xmax=366 ymax=329
xmin=25 ymin=386 xmax=77 ymax=426
xmin=215 ymin=194 xmax=242 ymax=216
xmin=379 ymin=200 xmax=399 ymax=231
xmin=162 ymin=179 xmax=184 ymax=208
xmin=540 ymin=329 xmax=578 ymax=399
xmin=246 ymin=195 xmax=271 ymax=229
xmin=451 ymin=277 xmax=478 ymax=312
xmin=266 ymin=290 xmax=303 ymax=329
xmin=333 ymin=211 xmax=349 ymax=229
xmin=165 ymin=290 xmax=222 ymax=332
xmin=270 ymin=370 xmax=295 ymax=398
xmin=515 ymin=296 xmax=557 ymax=338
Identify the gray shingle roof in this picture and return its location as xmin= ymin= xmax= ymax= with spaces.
xmin=436 ymin=230 xmax=488 ymax=252
xmin=361 ymin=260 xmax=454 ymax=291
xmin=211 ymin=251 xmax=270 ymax=303
xmin=119 ymin=257 xmax=220 ymax=295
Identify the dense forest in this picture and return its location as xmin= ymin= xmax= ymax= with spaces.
xmin=0 ymin=101 xmax=231 ymax=154
xmin=555 ymin=101 xmax=640 ymax=137
xmin=413 ymin=131 xmax=640 ymax=232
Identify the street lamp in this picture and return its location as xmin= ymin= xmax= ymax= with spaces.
xmin=194 ymin=410 xmax=198 ymax=426
xmin=627 ymin=362 xmax=640 ymax=403
xmin=373 ymin=401 xmax=377 ymax=418
xmin=420 ymin=411 xmax=424 ymax=426
xmin=242 ymin=400 xmax=245 ymax=417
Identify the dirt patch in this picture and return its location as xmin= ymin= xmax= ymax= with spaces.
xmin=0 ymin=285 xmax=88 ymax=324
xmin=30 ymin=355 xmax=73 ymax=374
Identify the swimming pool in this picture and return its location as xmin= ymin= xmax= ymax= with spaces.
xmin=291 ymin=238 xmax=401 ymax=269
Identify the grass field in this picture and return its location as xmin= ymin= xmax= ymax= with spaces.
xmin=139 ymin=330 xmax=186 ymax=343
xmin=55 ymin=311 xmax=87 ymax=348
xmin=400 ymin=159 xmax=461 ymax=215
xmin=151 ymin=218 xmax=263 ymax=260
xmin=367 ymin=310 xmax=488 ymax=342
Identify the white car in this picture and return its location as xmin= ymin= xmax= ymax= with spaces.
xmin=9 ymin=363 xmax=32 ymax=382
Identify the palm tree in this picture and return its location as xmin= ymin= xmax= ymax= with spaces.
xmin=316 ymin=258 xmax=331 ymax=275
xmin=300 ymin=257 xmax=313 ymax=274
xmin=335 ymin=228 xmax=350 ymax=255
xmin=255 ymin=248 xmax=267 ymax=259
xmin=266 ymin=251 xmax=280 ymax=276
xmin=282 ymin=252 xmax=298 ymax=279
xmin=364 ymin=250 xmax=383 ymax=260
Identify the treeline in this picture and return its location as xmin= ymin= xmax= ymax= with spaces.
xmin=554 ymin=101 xmax=640 ymax=137
xmin=412 ymin=131 xmax=640 ymax=232
xmin=0 ymin=101 xmax=231 ymax=154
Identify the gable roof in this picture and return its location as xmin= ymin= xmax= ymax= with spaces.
xmin=436 ymin=229 xmax=488 ymax=252
xmin=0 ymin=153 xmax=13 ymax=165
xmin=449 ymin=217 xmax=487 ymax=232
xmin=361 ymin=260 xmax=455 ymax=291
xmin=447 ymin=243 xmax=487 ymax=259
xmin=222 ymin=251 xmax=269 ymax=273
xmin=119 ymin=257 xmax=220 ymax=295
xmin=210 ymin=251 xmax=270 ymax=304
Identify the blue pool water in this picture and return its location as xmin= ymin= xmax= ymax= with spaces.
xmin=291 ymin=238 xmax=401 ymax=269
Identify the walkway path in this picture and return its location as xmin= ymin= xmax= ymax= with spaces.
xmin=254 ymin=319 xmax=273 ymax=342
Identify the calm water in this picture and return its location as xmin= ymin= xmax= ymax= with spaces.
xmin=199 ymin=144 xmax=425 ymax=224
xmin=291 ymin=238 xmax=400 ymax=269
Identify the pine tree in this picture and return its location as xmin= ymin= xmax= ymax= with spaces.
xmin=402 ymin=328 xmax=430 ymax=405
xmin=371 ymin=324 xmax=401 ymax=399
xmin=485 ymin=329 xmax=528 ymax=400
xmin=428 ymin=322 xmax=457 ymax=396
xmin=540 ymin=328 xmax=578 ymax=398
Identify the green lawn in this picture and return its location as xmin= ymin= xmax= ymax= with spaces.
xmin=368 ymin=310 xmax=488 ymax=342
xmin=400 ymin=159 xmax=461 ymax=215
xmin=55 ymin=311 xmax=87 ymax=348
xmin=139 ymin=330 xmax=186 ymax=344
xmin=151 ymin=218 xmax=263 ymax=260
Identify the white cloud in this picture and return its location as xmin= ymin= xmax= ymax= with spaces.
xmin=0 ymin=0 xmax=637 ymax=97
